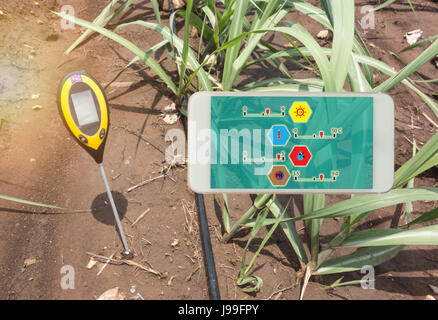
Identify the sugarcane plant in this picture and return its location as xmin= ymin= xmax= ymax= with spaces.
xmin=30 ymin=0 xmax=438 ymax=298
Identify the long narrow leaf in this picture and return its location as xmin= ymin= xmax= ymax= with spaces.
xmin=329 ymin=0 xmax=355 ymax=91
xmin=116 ymin=20 xmax=212 ymax=91
xmin=65 ymin=0 xmax=134 ymax=54
xmin=373 ymin=39 xmax=438 ymax=92
xmin=266 ymin=197 xmax=308 ymax=264
xmin=222 ymin=0 xmax=249 ymax=90
xmin=178 ymin=0 xmax=194 ymax=96
xmin=245 ymin=189 xmax=438 ymax=225
xmin=42 ymin=5 xmax=178 ymax=94
xmin=401 ymin=207 xmax=438 ymax=228
xmin=394 ymin=131 xmax=438 ymax=188
xmin=316 ymin=246 xmax=403 ymax=275
xmin=399 ymin=34 xmax=438 ymax=53
xmin=343 ymin=225 xmax=438 ymax=247
xmin=0 ymin=194 xmax=82 ymax=212
xmin=372 ymin=0 xmax=398 ymax=11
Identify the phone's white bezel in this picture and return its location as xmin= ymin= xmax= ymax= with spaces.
xmin=188 ymin=92 xmax=394 ymax=194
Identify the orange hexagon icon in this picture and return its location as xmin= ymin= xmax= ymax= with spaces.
xmin=289 ymin=102 xmax=312 ymax=123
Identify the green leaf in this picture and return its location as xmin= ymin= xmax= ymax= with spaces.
xmin=245 ymin=84 xmax=323 ymax=92
xmin=394 ymin=131 xmax=438 ymax=188
xmin=237 ymin=275 xmax=263 ymax=293
xmin=290 ymin=1 xmax=331 ymax=28
xmin=302 ymin=188 xmax=438 ymax=221
xmin=65 ymin=0 xmax=135 ymax=54
xmin=178 ymin=0 xmax=195 ymax=98
xmin=343 ymin=225 xmax=438 ymax=247
xmin=240 ymin=208 xmax=269 ymax=275
xmin=182 ymin=29 xmax=270 ymax=94
xmin=176 ymin=10 xmax=214 ymax=41
xmin=266 ymin=197 xmax=308 ymax=264
xmin=246 ymin=189 xmax=438 ymax=225
xmin=104 ymin=40 xmax=169 ymax=90
xmin=401 ymin=207 xmax=438 ymax=228
xmin=0 ymin=194 xmax=82 ymax=212
xmin=276 ymin=23 xmax=335 ymax=90
xmin=46 ymin=6 xmax=178 ymax=94
xmin=222 ymin=194 xmax=231 ymax=233
xmin=316 ymin=246 xmax=403 ymax=275
xmin=353 ymin=53 xmax=438 ymax=117
xmin=115 ymin=20 xmax=212 ymax=91
xmin=373 ymin=39 xmax=438 ymax=92
xmin=303 ymin=194 xmax=325 ymax=264
xmin=372 ymin=0 xmax=398 ymax=11
xmin=244 ymin=199 xmax=289 ymax=275
xmin=329 ymin=0 xmax=355 ymax=91
xmin=399 ymin=34 xmax=438 ymax=53
xmin=150 ymin=0 xmax=162 ymax=24
xmin=291 ymin=1 xmax=374 ymax=86
xmin=282 ymin=33 xmax=320 ymax=76
xmin=236 ymin=78 xmax=324 ymax=91
xmin=222 ymin=0 xmax=249 ymax=90
xmin=228 ymin=3 xmax=289 ymax=90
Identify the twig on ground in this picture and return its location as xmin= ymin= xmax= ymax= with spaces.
xmin=116 ymin=126 xmax=165 ymax=154
xmin=266 ymin=284 xmax=295 ymax=300
xmin=112 ymin=173 xmax=121 ymax=181
xmin=185 ymin=266 xmax=200 ymax=282
xmin=132 ymin=208 xmax=150 ymax=226
xmin=127 ymin=174 xmax=174 ymax=192
xmin=86 ymin=252 xmax=165 ymax=278
xmin=404 ymin=136 xmax=422 ymax=151
xmin=184 ymin=254 xmax=195 ymax=264
xmin=97 ymin=251 xmax=116 ymax=276
xmin=422 ymin=112 xmax=438 ymax=129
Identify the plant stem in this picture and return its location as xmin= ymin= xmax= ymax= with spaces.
xmin=221 ymin=194 xmax=273 ymax=243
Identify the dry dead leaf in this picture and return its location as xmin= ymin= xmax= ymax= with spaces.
xmin=317 ymin=29 xmax=330 ymax=39
xmin=432 ymin=55 xmax=438 ymax=69
xmin=206 ymin=54 xmax=216 ymax=66
xmin=86 ymin=258 xmax=97 ymax=269
xmin=190 ymin=26 xmax=198 ymax=37
xmin=172 ymin=0 xmax=185 ymax=9
xmin=429 ymin=284 xmax=438 ymax=295
xmin=107 ymin=81 xmax=134 ymax=88
xmin=168 ymin=275 xmax=176 ymax=286
xmin=24 ymin=258 xmax=36 ymax=268
xmin=404 ymin=29 xmax=423 ymax=45
xmin=162 ymin=103 xmax=179 ymax=124
xmin=97 ymin=287 xmax=125 ymax=300
xmin=171 ymin=239 xmax=180 ymax=247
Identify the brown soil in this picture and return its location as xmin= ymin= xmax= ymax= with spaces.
xmin=0 ymin=0 xmax=437 ymax=300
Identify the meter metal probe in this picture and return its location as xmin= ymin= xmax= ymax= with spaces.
xmin=58 ymin=71 xmax=131 ymax=255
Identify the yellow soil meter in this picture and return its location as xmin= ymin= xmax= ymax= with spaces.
xmin=58 ymin=71 xmax=131 ymax=255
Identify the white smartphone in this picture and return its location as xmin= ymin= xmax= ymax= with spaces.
xmin=188 ymin=92 xmax=394 ymax=194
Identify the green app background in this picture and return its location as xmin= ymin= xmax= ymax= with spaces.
xmin=211 ymin=96 xmax=373 ymax=190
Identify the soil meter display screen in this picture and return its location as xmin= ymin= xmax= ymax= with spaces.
xmin=210 ymin=96 xmax=374 ymax=190
xmin=71 ymin=90 xmax=100 ymax=127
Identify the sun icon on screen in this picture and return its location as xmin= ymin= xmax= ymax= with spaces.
xmin=294 ymin=106 xmax=307 ymax=119
xmin=289 ymin=102 xmax=312 ymax=123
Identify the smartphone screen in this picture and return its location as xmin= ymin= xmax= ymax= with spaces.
xmin=210 ymin=96 xmax=374 ymax=190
